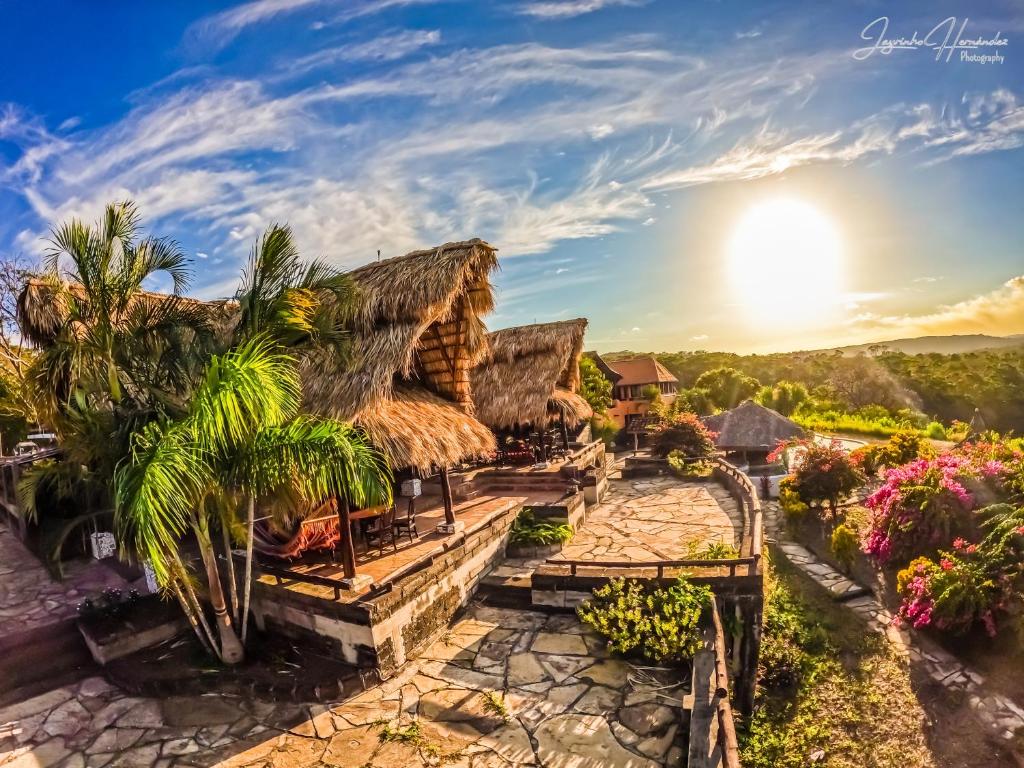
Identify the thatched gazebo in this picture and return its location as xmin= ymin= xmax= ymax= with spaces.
xmin=300 ymin=240 xmax=499 ymax=555
xmin=703 ymin=400 xmax=806 ymax=466
xmin=471 ymin=319 xmax=592 ymax=450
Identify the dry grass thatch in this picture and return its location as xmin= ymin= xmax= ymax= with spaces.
xmin=301 ymin=239 xmax=499 ymax=470
xmin=703 ymin=399 xmax=806 ymax=451
xmin=302 ymin=239 xmax=497 ymax=419
xmin=16 ymin=277 xmax=235 ymax=346
xmin=357 ymin=387 xmax=496 ymax=473
xmin=471 ymin=318 xmax=591 ymax=429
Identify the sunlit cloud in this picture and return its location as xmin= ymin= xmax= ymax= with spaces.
xmin=851 ymin=276 xmax=1024 ymax=339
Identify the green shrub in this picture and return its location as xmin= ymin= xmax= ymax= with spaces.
xmin=577 ymin=576 xmax=712 ymax=662
xmin=649 ymin=412 xmax=717 ymax=459
xmin=686 ymin=540 xmax=740 ymax=559
xmin=925 ymin=421 xmax=947 ymax=440
xmin=829 ymin=524 xmax=859 ymax=571
xmin=667 ymin=450 xmax=713 ymax=478
xmin=509 ymin=510 xmax=573 ymax=547
xmin=778 ymin=477 xmax=809 ymax=519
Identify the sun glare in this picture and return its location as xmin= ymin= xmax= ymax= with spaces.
xmin=727 ymin=198 xmax=844 ymax=328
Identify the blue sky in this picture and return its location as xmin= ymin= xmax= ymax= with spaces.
xmin=1 ymin=0 xmax=1023 ymax=352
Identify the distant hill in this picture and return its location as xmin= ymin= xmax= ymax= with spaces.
xmin=830 ymin=334 xmax=1024 ymax=356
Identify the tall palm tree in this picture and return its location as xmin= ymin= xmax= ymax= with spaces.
xmin=14 ymin=202 xmax=214 ymax=569
xmin=115 ymin=337 xmax=390 ymax=663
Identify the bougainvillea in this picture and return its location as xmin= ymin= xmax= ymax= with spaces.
xmin=894 ymin=548 xmax=1006 ymax=636
xmin=863 ymin=455 xmax=977 ymax=565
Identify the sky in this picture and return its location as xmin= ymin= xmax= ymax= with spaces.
xmin=1 ymin=0 xmax=1023 ymax=353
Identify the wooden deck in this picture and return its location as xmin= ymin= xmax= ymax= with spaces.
xmin=255 ymin=490 xmax=563 ymax=603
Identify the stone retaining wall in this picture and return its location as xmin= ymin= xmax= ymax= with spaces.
xmin=250 ymin=500 xmax=523 ymax=678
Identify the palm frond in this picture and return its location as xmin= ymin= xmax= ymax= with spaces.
xmin=114 ymin=421 xmax=210 ymax=586
xmin=187 ymin=336 xmax=301 ymax=456
xmin=228 ymin=416 xmax=392 ymax=507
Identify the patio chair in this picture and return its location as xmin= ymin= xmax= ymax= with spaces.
xmin=392 ymin=498 xmax=418 ymax=543
xmin=364 ymin=505 xmax=398 ymax=555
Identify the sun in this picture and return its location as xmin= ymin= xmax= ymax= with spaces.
xmin=726 ymin=198 xmax=844 ymax=328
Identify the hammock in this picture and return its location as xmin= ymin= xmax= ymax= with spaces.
xmin=252 ymin=502 xmax=342 ymax=561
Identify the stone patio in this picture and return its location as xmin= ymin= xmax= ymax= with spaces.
xmin=0 ymin=522 xmax=129 ymax=638
xmin=554 ymin=475 xmax=743 ymax=564
xmin=0 ymin=605 xmax=689 ymax=767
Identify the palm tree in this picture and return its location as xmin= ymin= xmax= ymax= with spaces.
xmin=115 ymin=337 xmax=390 ymax=663
xmin=231 ymin=223 xmax=358 ymax=353
xmin=24 ymin=201 xmax=215 ymax=424
xmin=14 ymin=202 xmax=214 ymax=569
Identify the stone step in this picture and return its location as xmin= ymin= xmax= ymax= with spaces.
xmin=476 ymin=573 xmax=534 ymax=609
xmin=0 ymin=619 xmax=98 ymax=707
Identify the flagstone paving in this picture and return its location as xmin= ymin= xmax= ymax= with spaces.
xmin=0 ymin=604 xmax=690 ymax=767
xmin=0 ymin=522 xmax=129 ymax=638
xmin=555 ymin=475 xmax=743 ymax=564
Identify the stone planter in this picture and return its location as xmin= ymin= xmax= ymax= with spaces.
xmin=78 ymin=595 xmax=186 ymax=665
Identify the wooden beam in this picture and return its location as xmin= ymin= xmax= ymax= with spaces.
xmin=439 ymin=467 xmax=456 ymax=526
xmin=335 ymin=494 xmax=357 ymax=580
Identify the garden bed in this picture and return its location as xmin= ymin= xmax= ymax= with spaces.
xmin=105 ymin=627 xmax=371 ymax=703
xmin=77 ymin=592 xmax=186 ymax=665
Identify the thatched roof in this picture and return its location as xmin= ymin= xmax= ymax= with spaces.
xmin=302 ymin=239 xmax=500 ymax=471
xmin=302 ymin=239 xmax=497 ymax=418
xmin=471 ymin=319 xmax=592 ymax=429
xmin=16 ymin=277 xmax=234 ymax=347
xmin=357 ymin=387 xmax=495 ymax=472
xmin=703 ymin=400 xmax=806 ymax=452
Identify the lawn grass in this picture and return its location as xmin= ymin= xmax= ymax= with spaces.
xmin=739 ymin=549 xmax=1012 ymax=767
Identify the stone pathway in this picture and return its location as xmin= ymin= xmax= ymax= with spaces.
xmin=555 ymin=476 xmax=743 ymax=564
xmin=0 ymin=522 xmax=128 ymax=637
xmin=0 ymin=605 xmax=690 ymax=767
xmin=764 ymin=501 xmax=1024 ymax=749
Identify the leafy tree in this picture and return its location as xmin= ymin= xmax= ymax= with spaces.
xmin=115 ymin=338 xmax=390 ymax=663
xmin=755 ymin=381 xmax=808 ymax=416
xmin=578 ymin=355 xmax=613 ymax=415
xmin=694 ymin=366 xmax=759 ymax=410
xmin=786 ymin=439 xmax=864 ymax=515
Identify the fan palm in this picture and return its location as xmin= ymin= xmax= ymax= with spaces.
xmin=115 ymin=337 xmax=390 ymax=663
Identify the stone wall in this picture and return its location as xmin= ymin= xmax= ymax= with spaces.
xmin=250 ymin=499 xmax=522 ymax=678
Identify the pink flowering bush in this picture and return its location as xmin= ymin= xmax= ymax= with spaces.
xmin=863 ymin=455 xmax=977 ymax=565
xmin=770 ymin=438 xmax=864 ymax=516
xmin=893 ymin=503 xmax=1024 ymax=637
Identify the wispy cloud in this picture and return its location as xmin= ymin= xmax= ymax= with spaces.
xmin=286 ymin=29 xmax=441 ymax=73
xmin=187 ymin=0 xmax=439 ymax=52
xmin=516 ymin=0 xmax=645 ymax=19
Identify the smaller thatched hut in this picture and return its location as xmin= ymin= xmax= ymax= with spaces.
xmin=703 ymin=400 xmax=806 ymax=464
xmin=471 ymin=319 xmax=592 ymax=438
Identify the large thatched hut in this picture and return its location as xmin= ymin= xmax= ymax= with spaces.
xmin=703 ymin=399 xmax=806 ymax=465
xmin=18 ymin=241 xmax=500 ymax=476
xmin=471 ymin=318 xmax=592 ymax=435
xmin=302 ymin=239 xmax=499 ymax=473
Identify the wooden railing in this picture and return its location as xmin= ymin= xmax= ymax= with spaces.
xmin=0 ymin=448 xmax=63 ymax=519
xmin=711 ymin=597 xmax=742 ymax=768
xmin=546 ymin=456 xmax=763 ymax=580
